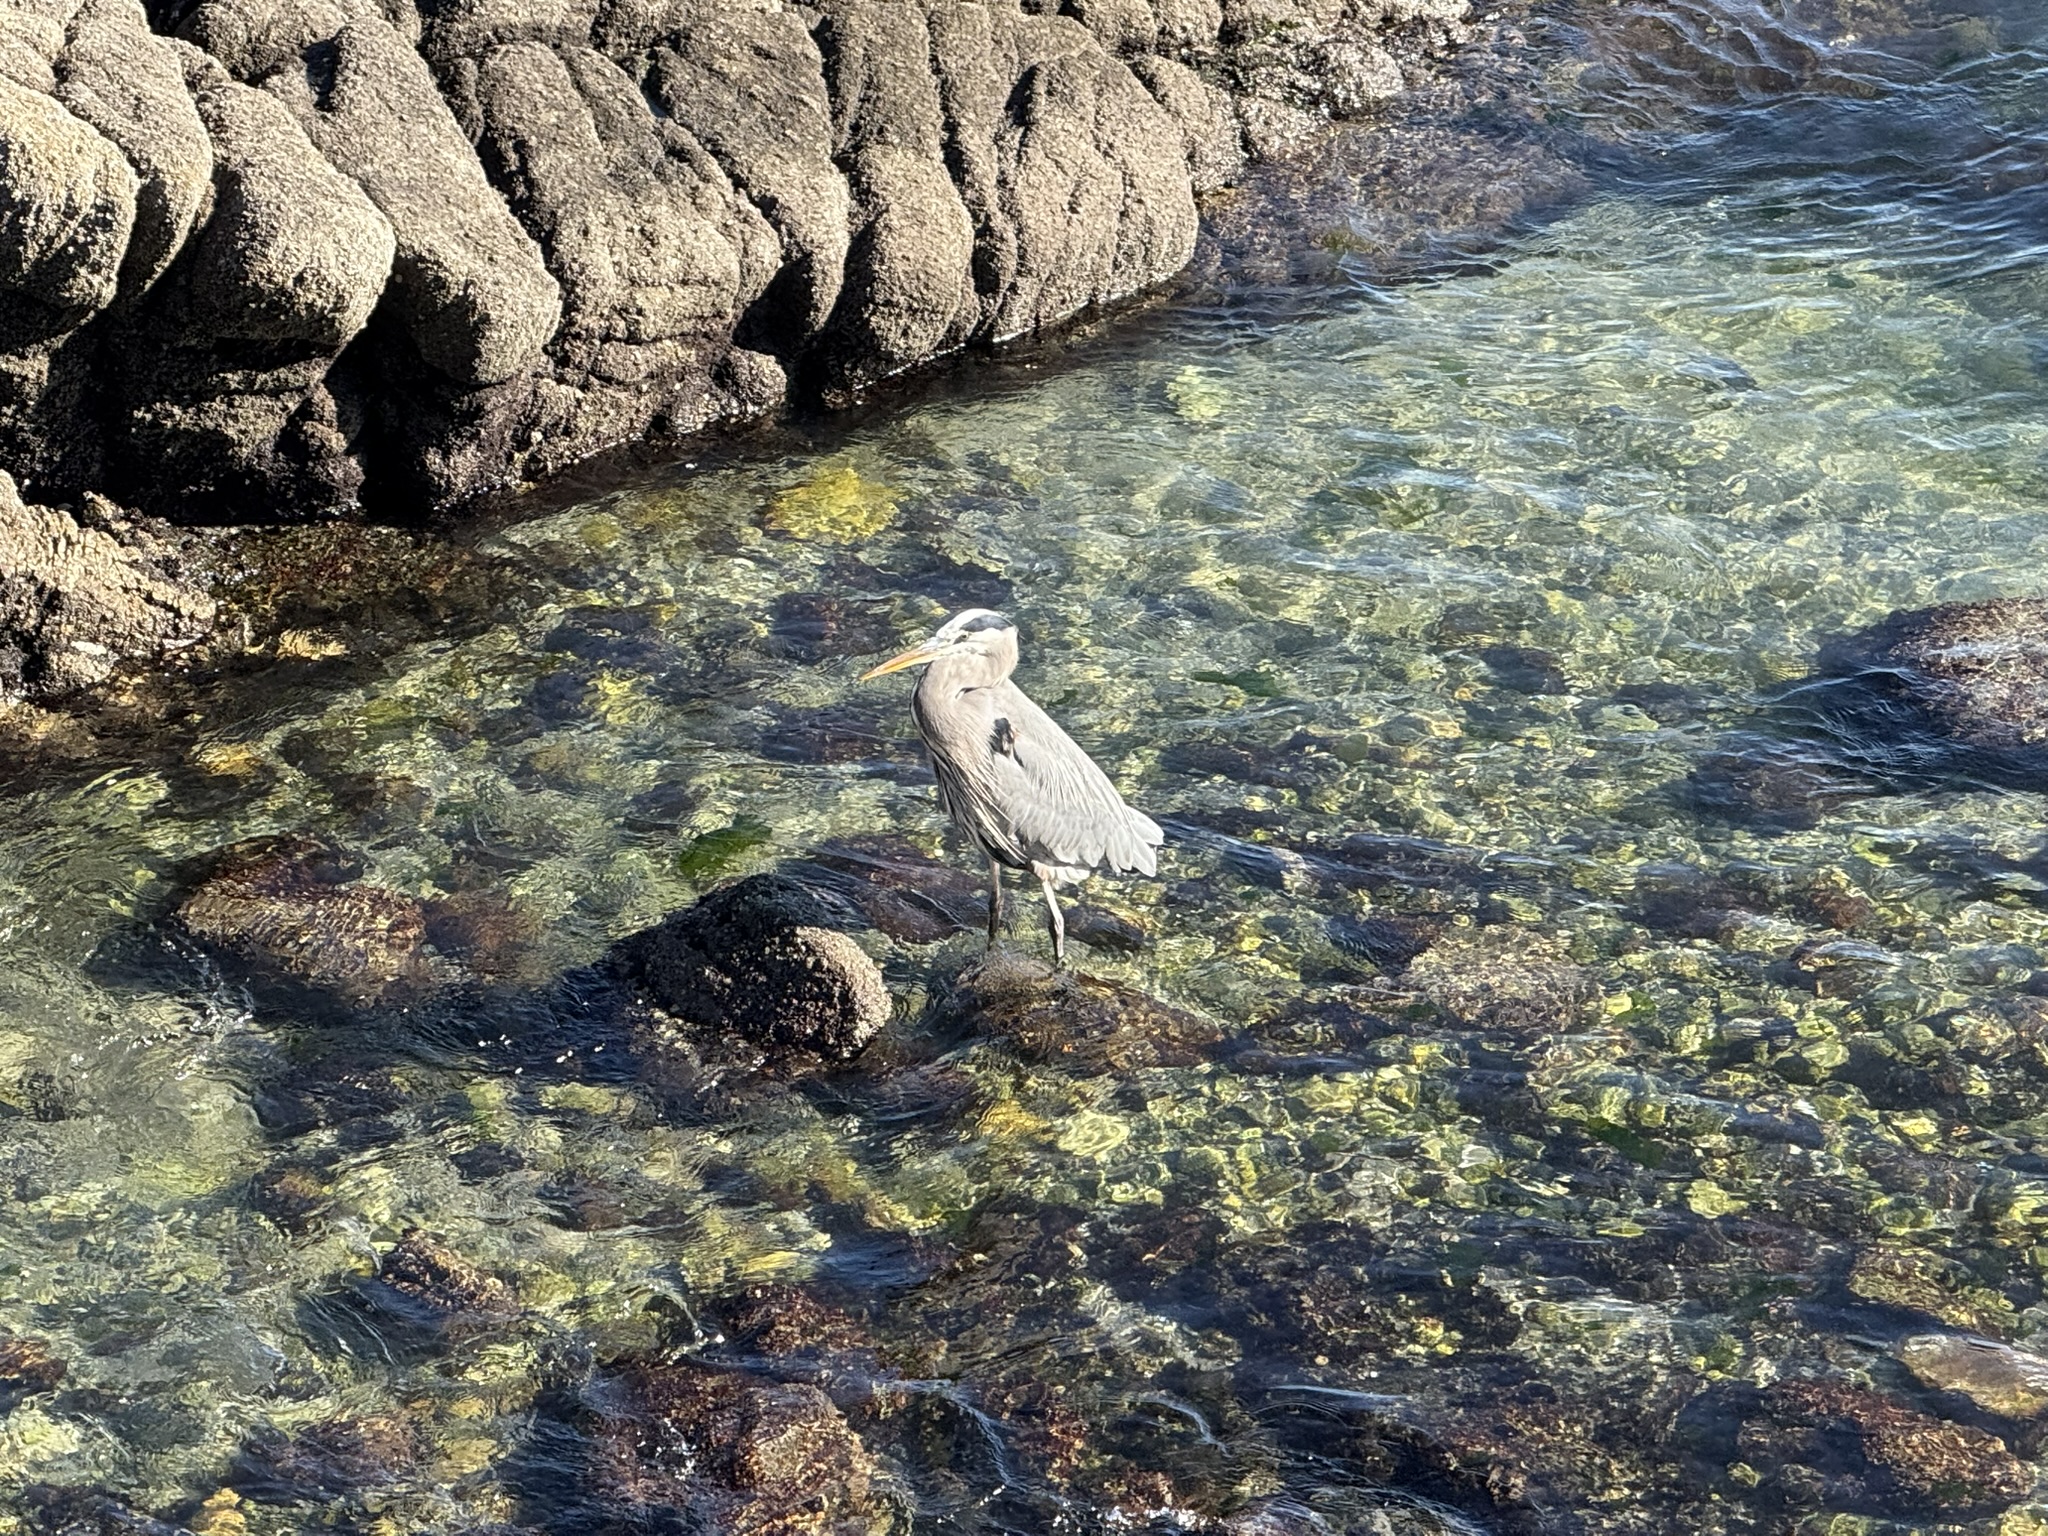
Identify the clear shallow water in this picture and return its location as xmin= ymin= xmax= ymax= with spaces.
xmin=8 ymin=2 xmax=2048 ymax=1531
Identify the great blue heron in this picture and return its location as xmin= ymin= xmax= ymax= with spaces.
xmin=861 ymin=609 xmax=1163 ymax=962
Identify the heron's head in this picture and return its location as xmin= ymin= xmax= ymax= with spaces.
xmin=860 ymin=609 xmax=1016 ymax=680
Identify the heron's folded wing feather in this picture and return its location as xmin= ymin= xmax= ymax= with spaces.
xmin=993 ymin=693 xmax=1162 ymax=875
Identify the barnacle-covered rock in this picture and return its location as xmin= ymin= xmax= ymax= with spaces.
xmin=355 ymin=1230 xmax=520 ymax=1340
xmin=585 ymin=1358 xmax=884 ymax=1535
xmin=1846 ymin=1243 xmax=2014 ymax=1336
xmin=1735 ymin=1378 xmax=2032 ymax=1518
xmin=234 ymin=1414 xmax=420 ymax=1502
xmin=1401 ymin=924 xmax=1598 ymax=1035
xmin=623 ymin=874 xmax=890 ymax=1063
xmin=1897 ymin=1334 xmax=2048 ymax=1420
xmin=0 ymin=1330 xmax=67 ymax=1407
xmin=1814 ymin=599 xmax=2048 ymax=784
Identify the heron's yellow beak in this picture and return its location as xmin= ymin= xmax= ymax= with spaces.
xmin=860 ymin=640 xmax=941 ymax=681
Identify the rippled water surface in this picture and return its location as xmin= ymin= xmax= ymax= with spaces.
xmin=8 ymin=2 xmax=2048 ymax=1532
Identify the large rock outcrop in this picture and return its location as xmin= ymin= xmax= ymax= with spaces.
xmin=0 ymin=0 xmax=1472 ymax=526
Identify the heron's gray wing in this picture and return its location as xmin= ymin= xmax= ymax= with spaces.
xmin=989 ymin=689 xmax=1161 ymax=876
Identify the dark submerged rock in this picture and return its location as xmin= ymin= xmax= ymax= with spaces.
xmin=420 ymin=887 xmax=545 ymax=983
xmin=586 ymin=1358 xmax=884 ymax=1535
xmin=372 ymin=1236 xmax=524 ymax=1327
xmin=782 ymin=836 xmax=986 ymax=944
xmin=234 ymin=1414 xmax=421 ymax=1502
xmin=623 ymin=873 xmax=890 ymax=1062
xmin=348 ymin=1228 xmax=520 ymax=1343
xmin=1066 ymin=904 xmax=1149 ymax=954
xmin=21 ymin=1488 xmax=197 ymax=1536
xmin=1732 ymin=1377 xmax=2032 ymax=1518
xmin=1479 ymin=643 xmax=1569 ymax=695
xmin=1809 ymin=598 xmax=2048 ymax=786
xmin=1160 ymin=736 xmax=1336 ymax=792
xmin=1686 ymin=737 xmax=1877 ymax=830
xmin=621 ymin=776 xmax=700 ymax=834
xmin=715 ymin=1284 xmax=878 ymax=1362
xmin=1633 ymin=863 xmax=1878 ymax=943
xmin=1613 ymin=679 xmax=1709 ymax=723
xmin=247 ymin=1164 xmax=331 ymax=1235
xmin=172 ymin=834 xmax=431 ymax=1007
xmin=0 ymin=1330 xmax=68 ymax=1406
xmin=249 ymin=1059 xmax=412 ymax=1138
xmin=933 ymin=951 xmax=1223 ymax=1074
xmin=1327 ymin=912 xmax=1440 ymax=970
xmin=759 ymin=703 xmax=901 ymax=767
xmin=767 ymin=591 xmax=900 ymax=665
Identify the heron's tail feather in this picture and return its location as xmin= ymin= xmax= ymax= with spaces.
xmin=1117 ymin=809 xmax=1165 ymax=876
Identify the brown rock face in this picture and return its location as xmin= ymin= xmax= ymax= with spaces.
xmin=625 ymin=874 xmax=891 ymax=1062
xmin=0 ymin=469 xmax=214 ymax=701
xmin=0 ymin=0 xmax=1472 ymax=526
xmin=588 ymin=1359 xmax=884 ymax=1535
xmin=173 ymin=835 xmax=430 ymax=1006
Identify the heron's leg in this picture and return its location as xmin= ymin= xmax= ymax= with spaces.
xmin=986 ymin=856 xmax=1003 ymax=948
xmin=1038 ymin=872 xmax=1066 ymax=967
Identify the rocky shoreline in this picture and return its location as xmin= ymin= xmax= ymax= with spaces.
xmin=0 ymin=0 xmax=1484 ymax=702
